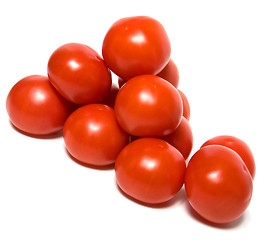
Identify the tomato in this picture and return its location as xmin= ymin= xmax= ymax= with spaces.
xmin=63 ymin=104 xmax=129 ymax=167
xmin=114 ymin=75 xmax=183 ymax=137
xmin=115 ymin=138 xmax=186 ymax=204
xmin=48 ymin=43 xmax=112 ymax=105
xmin=201 ymin=135 xmax=256 ymax=179
xmin=102 ymin=16 xmax=171 ymax=81
xmin=161 ymin=116 xmax=193 ymax=160
xmin=157 ymin=59 xmax=179 ymax=88
xmin=6 ymin=75 xmax=75 ymax=135
xmin=101 ymin=83 xmax=119 ymax=108
xmin=178 ymin=89 xmax=190 ymax=121
xmin=119 ymin=80 xmax=190 ymax=121
xmin=185 ymin=145 xmax=253 ymax=224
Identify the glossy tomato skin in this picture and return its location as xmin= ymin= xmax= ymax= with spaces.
xmin=119 ymin=59 xmax=180 ymax=88
xmin=102 ymin=16 xmax=171 ymax=81
xmin=185 ymin=145 xmax=253 ymax=224
xmin=115 ymin=138 xmax=186 ymax=204
xmin=6 ymin=75 xmax=75 ymax=135
xmin=201 ymin=135 xmax=256 ymax=179
xmin=48 ymin=43 xmax=112 ymax=105
xmin=157 ymin=59 xmax=179 ymax=88
xmin=178 ymin=89 xmax=190 ymax=121
xmin=161 ymin=117 xmax=193 ymax=161
xmin=63 ymin=104 xmax=129 ymax=166
xmin=114 ymin=75 xmax=183 ymax=137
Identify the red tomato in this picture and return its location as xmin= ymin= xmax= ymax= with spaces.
xmin=101 ymin=83 xmax=119 ymax=108
xmin=6 ymin=75 xmax=75 ymax=135
xmin=115 ymin=138 xmax=186 ymax=204
xmin=178 ymin=89 xmax=190 ymax=121
xmin=102 ymin=16 xmax=171 ymax=81
xmin=161 ymin=117 xmax=193 ymax=160
xmin=157 ymin=59 xmax=179 ymax=88
xmin=114 ymin=75 xmax=183 ymax=137
xmin=63 ymin=104 xmax=129 ymax=166
xmin=48 ymin=43 xmax=112 ymax=105
xmin=118 ymin=80 xmax=190 ymax=121
xmin=201 ymin=135 xmax=256 ymax=179
xmin=185 ymin=145 xmax=253 ymax=224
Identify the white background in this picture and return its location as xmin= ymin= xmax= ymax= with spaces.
xmin=1 ymin=0 xmax=266 ymax=239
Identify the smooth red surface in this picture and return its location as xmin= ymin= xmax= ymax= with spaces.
xmin=63 ymin=104 xmax=129 ymax=166
xmin=161 ymin=117 xmax=193 ymax=160
xmin=201 ymin=135 xmax=255 ymax=179
xmin=185 ymin=145 xmax=253 ymax=224
xmin=157 ymin=59 xmax=179 ymax=88
xmin=118 ymin=58 xmax=180 ymax=89
xmin=114 ymin=75 xmax=183 ymax=137
xmin=178 ymin=89 xmax=190 ymax=121
xmin=119 ymin=78 xmax=190 ymax=122
xmin=101 ymin=83 xmax=119 ymax=108
xmin=6 ymin=75 xmax=75 ymax=135
xmin=102 ymin=16 xmax=171 ymax=81
xmin=48 ymin=43 xmax=112 ymax=105
xmin=115 ymin=138 xmax=186 ymax=204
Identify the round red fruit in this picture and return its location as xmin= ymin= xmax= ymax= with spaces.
xmin=48 ymin=43 xmax=112 ymax=105
xmin=185 ymin=145 xmax=253 ymax=224
xmin=6 ymin=75 xmax=75 ymax=135
xmin=63 ymin=104 xmax=129 ymax=166
xmin=102 ymin=16 xmax=171 ymax=81
xmin=114 ymin=75 xmax=183 ymax=137
xmin=115 ymin=138 xmax=186 ymax=204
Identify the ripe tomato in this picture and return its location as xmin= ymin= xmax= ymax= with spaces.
xmin=185 ymin=145 xmax=253 ymax=224
xmin=157 ymin=59 xmax=179 ymax=88
xmin=114 ymin=75 xmax=183 ymax=137
xmin=115 ymin=138 xmax=186 ymax=204
xmin=178 ymin=89 xmax=190 ymax=121
xmin=201 ymin=135 xmax=256 ymax=179
xmin=6 ymin=75 xmax=75 ymax=135
xmin=102 ymin=16 xmax=171 ymax=81
xmin=118 ymin=80 xmax=190 ymax=121
xmin=63 ymin=104 xmax=129 ymax=167
xmin=48 ymin=43 xmax=112 ymax=105
xmin=161 ymin=117 xmax=193 ymax=160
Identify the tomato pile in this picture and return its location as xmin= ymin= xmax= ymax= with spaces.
xmin=6 ymin=16 xmax=255 ymax=225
